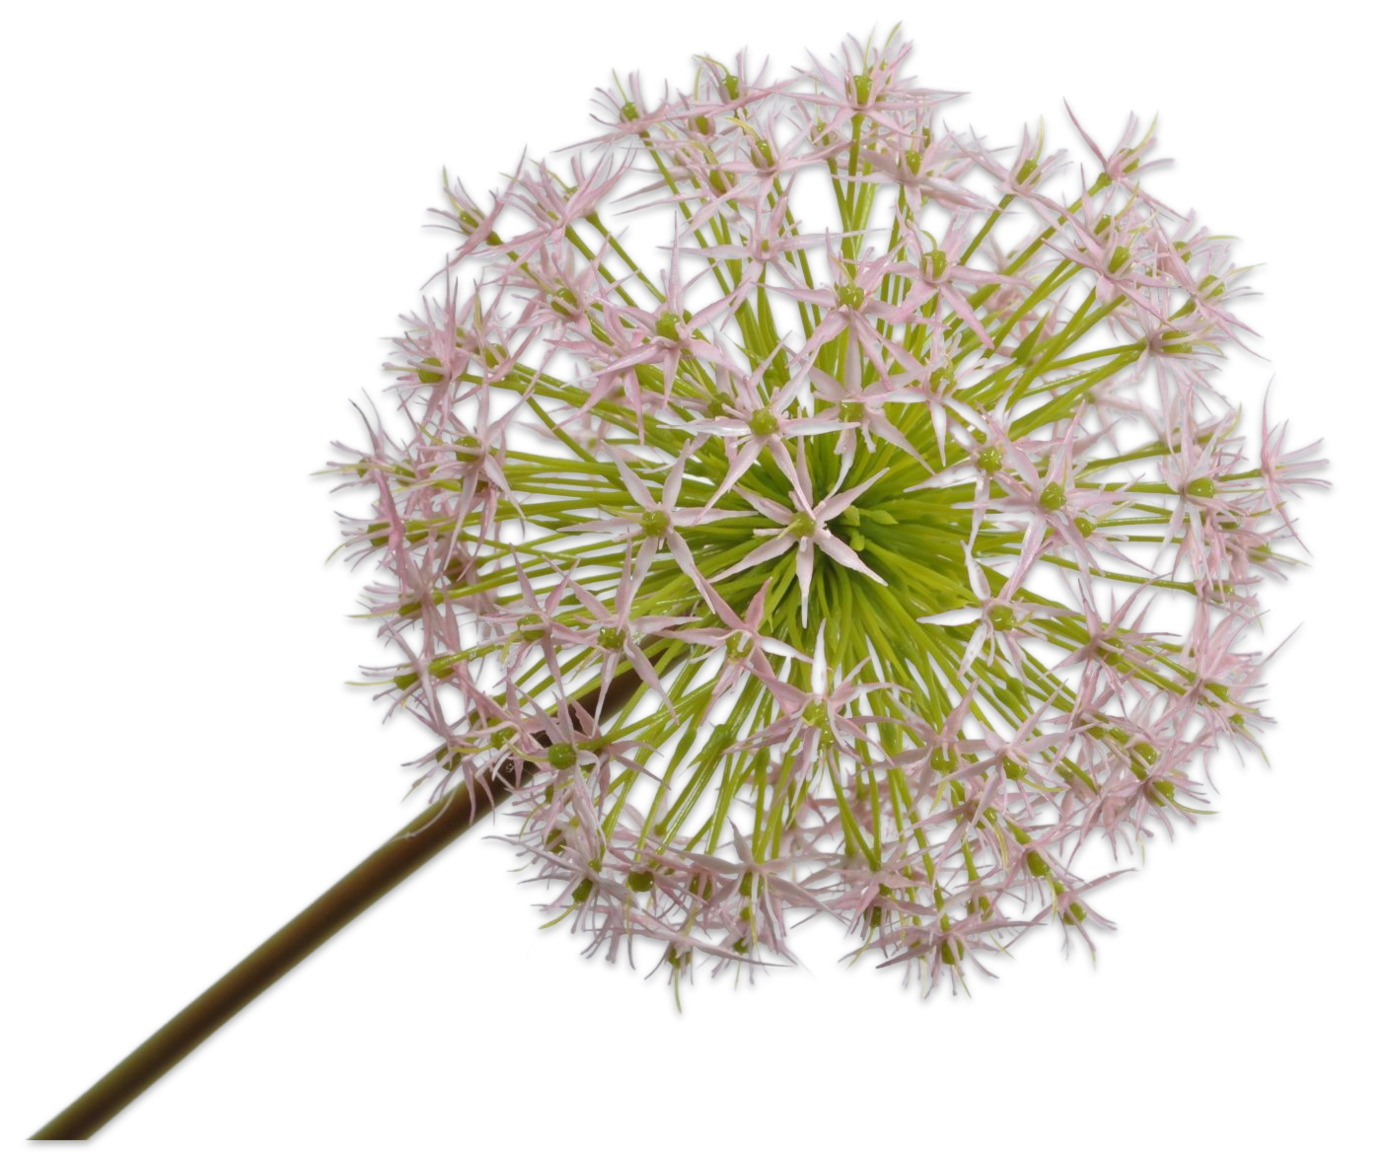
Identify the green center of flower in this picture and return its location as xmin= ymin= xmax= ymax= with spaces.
xmin=749 ymin=407 xmax=780 ymax=437
xmin=905 ymin=149 xmax=922 ymax=175
xmin=417 ymin=356 xmax=445 ymax=385
xmin=551 ymin=287 xmax=579 ymax=316
xmin=1186 ymin=477 xmax=1217 ymax=499
xmin=726 ymin=632 xmax=754 ymax=660
xmin=929 ymin=249 xmax=948 ymax=280
xmin=802 ymin=699 xmax=830 ymax=728
xmin=597 ymin=625 xmax=626 ymax=651
xmin=788 ymin=511 xmax=817 ymax=538
xmin=640 ymin=508 xmax=671 ymax=537
xmin=977 ymin=446 xmax=1004 ymax=473
xmin=836 ymin=283 xmax=866 ymax=310
xmin=655 ymin=313 xmax=681 ymax=342
xmin=620 ymin=100 xmax=640 ymax=122
xmin=517 ymin=612 xmax=546 ymax=641
xmin=840 ymin=400 xmax=865 ymax=423
xmin=548 ymin=743 xmax=578 ymax=770
xmin=1040 ymin=482 xmax=1068 ymax=512
xmin=989 ymin=605 xmax=1016 ymax=632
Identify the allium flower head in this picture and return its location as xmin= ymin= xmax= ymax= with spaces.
xmin=330 ymin=29 xmax=1324 ymax=999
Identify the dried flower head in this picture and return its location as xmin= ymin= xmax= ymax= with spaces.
xmin=329 ymin=29 xmax=1324 ymax=999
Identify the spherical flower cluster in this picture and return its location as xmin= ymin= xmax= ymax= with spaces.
xmin=329 ymin=31 xmax=1324 ymax=998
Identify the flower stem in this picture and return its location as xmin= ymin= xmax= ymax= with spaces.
xmin=32 ymin=671 xmax=640 ymax=1141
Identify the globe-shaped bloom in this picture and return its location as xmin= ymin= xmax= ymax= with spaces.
xmin=331 ymin=31 xmax=1323 ymax=997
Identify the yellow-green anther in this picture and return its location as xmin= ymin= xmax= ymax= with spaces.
xmin=905 ymin=149 xmax=922 ymax=174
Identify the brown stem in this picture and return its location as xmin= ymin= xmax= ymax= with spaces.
xmin=32 ymin=670 xmax=639 ymax=1140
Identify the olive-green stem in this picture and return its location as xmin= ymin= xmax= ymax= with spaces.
xmin=32 ymin=670 xmax=642 ymax=1141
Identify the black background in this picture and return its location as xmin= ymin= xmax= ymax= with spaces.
xmin=19 ymin=17 xmax=1344 ymax=1139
